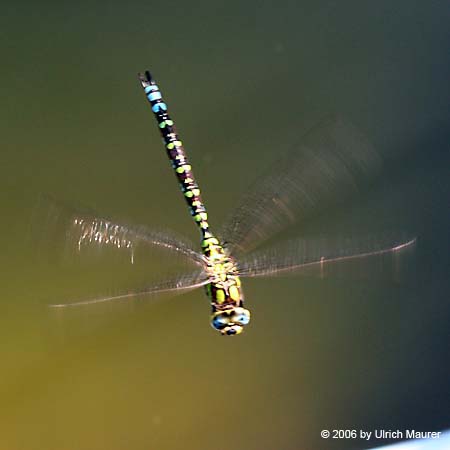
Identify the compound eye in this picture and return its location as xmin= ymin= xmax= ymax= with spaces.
xmin=211 ymin=313 xmax=230 ymax=331
xmin=232 ymin=307 xmax=251 ymax=326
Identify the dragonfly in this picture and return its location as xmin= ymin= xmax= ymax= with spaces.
xmin=44 ymin=70 xmax=416 ymax=336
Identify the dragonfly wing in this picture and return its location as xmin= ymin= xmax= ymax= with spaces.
xmin=32 ymin=195 xmax=204 ymax=266
xmin=237 ymin=233 xmax=416 ymax=279
xmin=49 ymin=270 xmax=210 ymax=308
xmin=219 ymin=116 xmax=382 ymax=255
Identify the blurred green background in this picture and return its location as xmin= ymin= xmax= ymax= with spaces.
xmin=0 ymin=1 xmax=449 ymax=449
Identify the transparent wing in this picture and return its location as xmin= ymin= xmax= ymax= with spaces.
xmin=237 ymin=233 xmax=416 ymax=279
xmin=32 ymin=196 xmax=208 ymax=306
xmin=33 ymin=195 xmax=204 ymax=266
xmin=220 ymin=116 xmax=382 ymax=255
xmin=49 ymin=270 xmax=210 ymax=308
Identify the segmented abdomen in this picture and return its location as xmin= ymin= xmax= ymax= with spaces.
xmin=139 ymin=71 xmax=211 ymax=237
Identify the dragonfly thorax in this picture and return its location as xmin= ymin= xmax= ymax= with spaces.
xmin=201 ymin=236 xmax=250 ymax=336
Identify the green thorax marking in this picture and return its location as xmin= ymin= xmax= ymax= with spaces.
xmin=202 ymin=236 xmax=244 ymax=310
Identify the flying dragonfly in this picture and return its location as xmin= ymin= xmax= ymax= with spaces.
xmin=44 ymin=71 xmax=415 ymax=336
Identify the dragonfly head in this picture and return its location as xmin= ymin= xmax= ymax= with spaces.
xmin=211 ymin=307 xmax=251 ymax=336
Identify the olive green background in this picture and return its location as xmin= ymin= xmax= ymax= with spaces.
xmin=1 ymin=1 xmax=449 ymax=449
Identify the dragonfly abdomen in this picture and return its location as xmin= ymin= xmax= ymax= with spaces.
xmin=139 ymin=71 xmax=211 ymax=237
